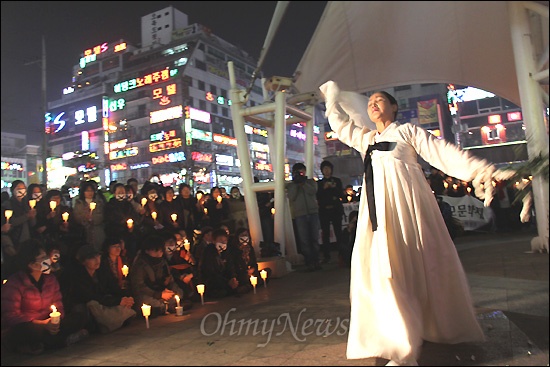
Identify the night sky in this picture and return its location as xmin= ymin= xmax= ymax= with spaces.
xmin=1 ymin=1 xmax=327 ymax=146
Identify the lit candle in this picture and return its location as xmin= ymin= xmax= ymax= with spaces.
xmin=151 ymin=211 xmax=157 ymax=220
xmin=50 ymin=200 xmax=57 ymax=211
xmin=271 ymin=208 xmax=275 ymax=215
xmin=174 ymin=294 xmax=180 ymax=308
xmin=4 ymin=210 xmax=13 ymax=223
xmin=183 ymin=239 xmax=190 ymax=252
xmin=196 ymin=284 xmax=205 ymax=305
xmin=62 ymin=212 xmax=69 ymax=222
xmin=141 ymin=304 xmax=151 ymax=328
xmin=491 ymin=180 xmax=497 ymax=187
xmin=29 ymin=199 xmax=36 ymax=209
xmin=171 ymin=213 xmax=177 ymax=222
xmin=260 ymin=270 xmax=268 ymax=288
xmin=141 ymin=197 xmax=147 ymax=207
xmin=347 ymin=195 xmax=352 ymax=202
xmin=443 ymin=182 xmax=449 ymax=189
xmin=121 ymin=265 xmax=129 ymax=277
xmin=89 ymin=202 xmax=96 ymax=211
xmin=217 ymin=196 xmax=222 ymax=204
xmin=467 ymin=187 xmax=472 ymax=195
xmin=203 ymin=208 xmax=208 ymax=215
xmin=197 ymin=192 xmax=203 ymax=201
xmin=127 ymin=219 xmax=134 ymax=229
xmin=49 ymin=305 xmax=61 ymax=324
xmin=452 ymin=183 xmax=458 ymax=191
xmin=250 ymin=276 xmax=258 ymax=294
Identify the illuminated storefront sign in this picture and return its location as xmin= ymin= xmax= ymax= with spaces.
xmin=109 ymin=139 xmax=128 ymax=151
xmin=109 ymin=147 xmax=138 ymax=160
xmin=113 ymin=68 xmax=177 ymax=93
xmin=149 ymin=138 xmax=183 ymax=152
xmin=62 ymin=151 xmax=97 ymax=161
xmin=1 ymin=161 xmax=23 ymax=171
xmin=216 ymin=154 xmax=234 ymax=166
xmin=250 ymin=142 xmax=269 ymax=152
xmin=193 ymin=171 xmax=210 ymax=183
xmin=78 ymin=162 xmax=97 ymax=173
xmin=290 ymin=129 xmax=318 ymax=144
xmin=46 ymin=97 xmax=100 ymax=134
xmin=184 ymin=106 xmax=211 ymax=123
xmin=130 ymin=163 xmax=150 ymax=170
xmin=63 ymin=87 xmax=75 ymax=95
xmin=110 ymin=163 xmax=128 ymax=171
xmin=325 ymin=131 xmax=338 ymax=140
xmin=114 ymin=42 xmax=127 ymax=53
xmin=254 ymin=151 xmax=268 ymax=160
xmin=109 ymin=98 xmax=126 ymax=112
xmin=245 ymin=125 xmax=268 ymax=137
xmin=213 ymin=133 xmax=237 ymax=146
xmin=189 ymin=129 xmax=212 ymax=142
xmin=152 ymin=83 xmax=177 ymax=106
xmin=507 ymin=111 xmax=522 ymax=122
xmin=150 ymin=105 xmax=183 ymax=124
xmin=80 ymin=42 xmax=108 ymax=68
xmin=150 ymin=130 xmax=177 ymax=142
xmin=255 ymin=162 xmax=273 ymax=172
xmin=151 ymin=151 xmax=186 ymax=164
xmin=191 ymin=152 xmax=213 ymax=162
xmin=81 ymin=131 xmax=90 ymax=151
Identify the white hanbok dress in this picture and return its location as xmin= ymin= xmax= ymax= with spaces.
xmin=321 ymin=81 xmax=487 ymax=363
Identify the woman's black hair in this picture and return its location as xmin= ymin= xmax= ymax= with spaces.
xmin=16 ymin=239 xmax=46 ymax=271
xmin=78 ymin=181 xmax=96 ymax=200
xmin=375 ymin=91 xmax=399 ymax=120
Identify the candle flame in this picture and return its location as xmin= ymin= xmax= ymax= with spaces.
xmin=174 ymin=295 xmax=180 ymax=301
xmin=217 ymin=196 xmax=222 ymax=203
xmin=51 ymin=305 xmax=57 ymax=313
xmin=171 ymin=213 xmax=177 ymax=222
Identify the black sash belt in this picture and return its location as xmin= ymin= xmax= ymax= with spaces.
xmin=364 ymin=142 xmax=392 ymax=231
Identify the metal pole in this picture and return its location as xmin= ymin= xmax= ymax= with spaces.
xmin=305 ymin=106 xmax=315 ymax=177
xmin=273 ymin=91 xmax=286 ymax=251
xmin=508 ymin=1 xmax=549 ymax=252
xmin=42 ymin=35 xmax=48 ymax=187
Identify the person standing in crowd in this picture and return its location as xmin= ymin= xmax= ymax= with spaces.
xmin=177 ymin=183 xmax=200 ymax=241
xmin=2 ymin=239 xmax=88 ymax=355
xmin=204 ymin=187 xmax=230 ymax=230
xmin=158 ymin=186 xmax=183 ymax=232
xmin=286 ymin=163 xmax=322 ymax=272
xmin=1 ymin=180 xmax=37 ymax=278
xmin=227 ymin=186 xmax=248 ymax=233
xmin=320 ymin=80 xmax=512 ymax=366
xmin=254 ymin=176 xmax=275 ymax=244
xmin=427 ymin=166 xmax=446 ymax=195
xmin=72 ymin=181 xmax=106 ymax=252
xmin=317 ymin=160 xmax=344 ymax=264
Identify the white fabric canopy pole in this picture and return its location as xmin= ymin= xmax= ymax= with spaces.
xmin=508 ymin=1 xmax=549 ymax=252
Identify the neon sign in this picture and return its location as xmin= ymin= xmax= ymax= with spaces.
xmin=114 ymin=42 xmax=127 ymax=52
xmin=150 ymin=105 xmax=183 ymax=124
xmin=191 ymin=152 xmax=213 ymax=162
xmin=185 ymin=106 xmax=211 ymax=123
xmin=150 ymin=130 xmax=177 ymax=142
xmin=149 ymin=138 xmax=183 ymax=153
xmin=1 ymin=162 xmax=23 ymax=171
xmin=151 ymin=151 xmax=186 ymax=164
xmin=245 ymin=125 xmax=268 ymax=137
xmin=109 ymin=98 xmax=126 ymax=112
xmin=80 ymin=42 xmax=108 ymax=68
xmin=213 ymin=133 xmax=237 ymax=146
xmin=110 ymin=163 xmax=127 ymax=171
xmin=109 ymin=147 xmax=138 ymax=160
xmin=153 ymin=84 xmax=177 ymax=106
xmin=130 ymin=163 xmax=150 ymax=170
xmin=114 ymin=68 xmax=178 ymax=93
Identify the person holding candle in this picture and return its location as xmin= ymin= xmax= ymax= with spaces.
xmin=158 ymin=186 xmax=184 ymax=231
xmin=203 ymin=187 xmax=230 ymax=230
xmin=26 ymin=183 xmax=44 ymax=206
xmin=129 ymin=234 xmax=186 ymax=317
xmin=139 ymin=184 xmax=164 ymax=233
xmin=177 ymin=183 xmax=201 ymax=240
xmin=1 ymin=180 xmax=37 ymax=278
xmin=97 ymin=236 xmax=132 ymax=292
xmin=162 ymin=231 xmax=197 ymax=306
xmin=227 ymin=227 xmax=270 ymax=290
xmin=319 ymin=81 xmax=516 ymax=366
xmin=60 ymin=244 xmax=136 ymax=334
xmin=1 ymin=239 xmax=88 ymax=355
xmin=72 ymin=181 xmax=106 ymax=252
xmin=198 ymin=228 xmax=241 ymax=298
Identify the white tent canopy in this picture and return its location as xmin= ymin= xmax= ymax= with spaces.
xmin=295 ymin=1 xmax=546 ymax=105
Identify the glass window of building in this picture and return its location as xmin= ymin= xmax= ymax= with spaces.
xmin=198 ymin=80 xmax=205 ymax=91
xmin=199 ymin=99 xmax=207 ymax=111
xmin=211 ymin=104 xmax=218 ymax=115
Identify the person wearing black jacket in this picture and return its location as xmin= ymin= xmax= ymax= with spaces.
xmin=316 ymin=160 xmax=344 ymax=264
xmin=198 ymin=228 xmax=240 ymax=298
xmin=59 ymin=244 xmax=135 ymax=333
xmin=177 ymin=183 xmax=201 ymax=239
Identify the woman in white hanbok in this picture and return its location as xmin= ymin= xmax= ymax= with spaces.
xmin=320 ymin=81 xmax=508 ymax=366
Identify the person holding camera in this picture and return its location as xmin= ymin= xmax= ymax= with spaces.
xmin=286 ymin=163 xmax=322 ymax=272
